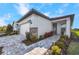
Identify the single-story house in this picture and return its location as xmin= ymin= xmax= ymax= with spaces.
xmin=13 ymin=9 xmax=74 ymax=38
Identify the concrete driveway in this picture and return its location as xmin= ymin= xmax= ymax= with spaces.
xmin=0 ymin=35 xmax=27 ymax=55
xmin=0 ymin=35 xmax=60 ymax=55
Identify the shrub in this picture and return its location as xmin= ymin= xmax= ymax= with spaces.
xmin=26 ymin=32 xmax=31 ymax=40
xmin=61 ymin=35 xmax=69 ymax=40
xmin=59 ymin=37 xmax=65 ymax=42
xmin=60 ymin=35 xmax=65 ymax=38
xmin=26 ymin=32 xmax=38 ymax=42
xmin=30 ymin=35 xmax=38 ymax=42
xmin=51 ymin=45 xmax=61 ymax=55
xmin=44 ymin=31 xmax=53 ymax=38
xmin=60 ymin=35 xmax=70 ymax=43
xmin=39 ymin=35 xmax=44 ymax=40
xmin=51 ymin=35 xmax=71 ymax=55
xmin=55 ymin=41 xmax=65 ymax=49
xmin=49 ymin=31 xmax=53 ymax=36
xmin=44 ymin=32 xmax=48 ymax=38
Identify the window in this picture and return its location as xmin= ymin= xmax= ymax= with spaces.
xmin=30 ymin=27 xmax=38 ymax=36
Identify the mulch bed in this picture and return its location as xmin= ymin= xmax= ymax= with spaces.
xmin=0 ymin=33 xmax=18 ymax=37
xmin=0 ymin=33 xmax=8 ymax=37
xmin=22 ymin=39 xmax=36 ymax=46
xmin=22 ymin=39 xmax=44 ymax=46
xmin=22 ymin=36 xmax=52 ymax=46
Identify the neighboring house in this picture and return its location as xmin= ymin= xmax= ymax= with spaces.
xmin=13 ymin=9 xmax=74 ymax=38
xmin=13 ymin=21 xmax=20 ymax=31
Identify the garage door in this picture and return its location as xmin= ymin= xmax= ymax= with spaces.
xmin=20 ymin=23 xmax=30 ymax=36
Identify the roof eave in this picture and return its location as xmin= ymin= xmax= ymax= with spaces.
xmin=50 ymin=14 xmax=75 ymax=26
xmin=17 ymin=9 xmax=50 ymax=23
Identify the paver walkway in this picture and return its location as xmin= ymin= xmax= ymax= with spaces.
xmin=25 ymin=35 xmax=60 ymax=55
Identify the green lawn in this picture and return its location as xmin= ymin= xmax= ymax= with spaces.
xmin=67 ymin=42 xmax=79 ymax=55
xmin=71 ymin=30 xmax=79 ymax=37
xmin=74 ymin=31 xmax=79 ymax=36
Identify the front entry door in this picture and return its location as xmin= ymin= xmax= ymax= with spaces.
xmin=53 ymin=23 xmax=57 ymax=35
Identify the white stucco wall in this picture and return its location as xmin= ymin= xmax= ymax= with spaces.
xmin=31 ymin=14 xmax=52 ymax=37
xmin=66 ymin=17 xmax=71 ymax=37
xmin=18 ymin=14 xmax=52 ymax=37
xmin=57 ymin=23 xmax=61 ymax=35
xmin=18 ymin=15 xmax=33 ymax=36
xmin=18 ymin=14 xmax=71 ymax=38
xmin=18 ymin=15 xmax=33 ymax=25
xmin=20 ymin=23 xmax=30 ymax=36
xmin=51 ymin=17 xmax=71 ymax=37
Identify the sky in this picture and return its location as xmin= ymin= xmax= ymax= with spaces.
xmin=0 ymin=3 xmax=79 ymax=28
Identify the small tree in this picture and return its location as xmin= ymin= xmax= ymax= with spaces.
xmin=6 ymin=24 xmax=13 ymax=34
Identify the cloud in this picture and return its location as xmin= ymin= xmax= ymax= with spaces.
xmin=41 ymin=3 xmax=69 ymax=18
xmin=44 ymin=12 xmax=50 ymax=16
xmin=3 ymin=13 xmax=11 ymax=20
xmin=56 ymin=8 xmax=64 ymax=15
xmin=0 ymin=13 xmax=12 ymax=26
xmin=44 ymin=12 xmax=59 ymax=18
xmin=0 ymin=20 xmax=6 ymax=26
xmin=44 ymin=12 xmax=57 ymax=18
xmin=0 ymin=17 xmax=7 ymax=26
xmin=14 ymin=3 xmax=29 ymax=16
xmin=55 ymin=4 xmax=69 ymax=15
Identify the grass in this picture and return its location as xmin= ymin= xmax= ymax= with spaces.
xmin=71 ymin=30 xmax=79 ymax=37
xmin=67 ymin=42 xmax=79 ymax=55
xmin=74 ymin=31 xmax=79 ymax=36
xmin=67 ymin=29 xmax=79 ymax=55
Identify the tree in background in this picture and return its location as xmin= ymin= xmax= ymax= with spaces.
xmin=6 ymin=24 xmax=13 ymax=34
xmin=0 ymin=26 xmax=7 ymax=33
